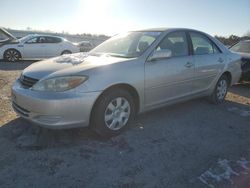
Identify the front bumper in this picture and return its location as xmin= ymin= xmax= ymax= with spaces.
xmin=11 ymin=80 xmax=101 ymax=129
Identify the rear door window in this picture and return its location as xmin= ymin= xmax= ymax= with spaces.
xmin=45 ymin=37 xmax=62 ymax=43
xmin=38 ymin=36 xmax=46 ymax=43
xmin=190 ymin=32 xmax=220 ymax=55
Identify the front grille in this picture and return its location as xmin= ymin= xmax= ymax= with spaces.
xmin=12 ymin=102 xmax=30 ymax=117
xmin=19 ymin=75 xmax=39 ymax=88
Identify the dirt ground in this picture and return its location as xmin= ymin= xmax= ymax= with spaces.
xmin=0 ymin=61 xmax=250 ymax=188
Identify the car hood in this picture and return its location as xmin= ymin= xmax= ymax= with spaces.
xmin=22 ymin=53 xmax=131 ymax=80
xmin=0 ymin=28 xmax=17 ymax=42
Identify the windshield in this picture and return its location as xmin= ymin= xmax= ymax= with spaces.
xmin=230 ymin=41 xmax=250 ymax=53
xmin=90 ymin=31 xmax=162 ymax=58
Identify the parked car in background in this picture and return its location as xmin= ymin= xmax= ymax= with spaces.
xmin=230 ymin=40 xmax=250 ymax=81
xmin=12 ymin=28 xmax=242 ymax=137
xmin=78 ymin=41 xmax=93 ymax=52
xmin=0 ymin=28 xmax=79 ymax=62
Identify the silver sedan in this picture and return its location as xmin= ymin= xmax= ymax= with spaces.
xmin=11 ymin=28 xmax=242 ymax=137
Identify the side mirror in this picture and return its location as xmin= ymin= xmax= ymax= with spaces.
xmin=148 ymin=49 xmax=172 ymax=61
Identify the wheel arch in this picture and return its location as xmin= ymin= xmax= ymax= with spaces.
xmin=4 ymin=48 xmax=22 ymax=58
xmin=90 ymin=83 xmax=140 ymax=124
xmin=221 ymin=71 xmax=232 ymax=86
xmin=61 ymin=50 xmax=72 ymax=55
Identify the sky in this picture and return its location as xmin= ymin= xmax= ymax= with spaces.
xmin=1 ymin=0 xmax=250 ymax=36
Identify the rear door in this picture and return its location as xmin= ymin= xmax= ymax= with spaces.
xmin=43 ymin=36 xmax=63 ymax=57
xmin=189 ymin=32 xmax=225 ymax=93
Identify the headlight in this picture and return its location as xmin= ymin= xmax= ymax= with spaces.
xmin=32 ymin=76 xmax=88 ymax=92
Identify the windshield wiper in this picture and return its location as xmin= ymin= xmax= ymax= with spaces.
xmin=105 ymin=53 xmax=133 ymax=58
xmin=89 ymin=52 xmax=134 ymax=58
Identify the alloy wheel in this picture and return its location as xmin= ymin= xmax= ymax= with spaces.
xmin=217 ymin=79 xmax=228 ymax=100
xmin=104 ymin=97 xmax=131 ymax=130
xmin=5 ymin=50 xmax=19 ymax=62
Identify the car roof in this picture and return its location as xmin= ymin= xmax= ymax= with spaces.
xmin=40 ymin=35 xmax=63 ymax=38
xmin=134 ymin=27 xmax=204 ymax=33
xmin=135 ymin=28 xmax=169 ymax=32
xmin=26 ymin=34 xmax=63 ymax=39
xmin=135 ymin=27 xmax=230 ymax=53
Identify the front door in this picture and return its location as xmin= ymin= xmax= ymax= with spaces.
xmin=22 ymin=36 xmax=45 ymax=58
xmin=145 ymin=31 xmax=194 ymax=108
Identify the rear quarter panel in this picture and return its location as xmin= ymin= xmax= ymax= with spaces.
xmin=206 ymin=34 xmax=242 ymax=86
xmin=225 ymin=51 xmax=242 ymax=85
xmin=64 ymin=42 xmax=80 ymax=53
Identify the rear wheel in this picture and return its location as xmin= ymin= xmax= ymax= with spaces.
xmin=4 ymin=49 xmax=21 ymax=62
xmin=210 ymin=75 xmax=229 ymax=104
xmin=91 ymin=89 xmax=135 ymax=137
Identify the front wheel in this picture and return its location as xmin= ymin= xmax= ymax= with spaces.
xmin=91 ymin=89 xmax=135 ymax=137
xmin=4 ymin=49 xmax=21 ymax=62
xmin=210 ymin=75 xmax=229 ymax=104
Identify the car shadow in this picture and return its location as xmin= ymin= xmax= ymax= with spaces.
xmin=0 ymin=96 xmax=249 ymax=152
xmin=0 ymin=92 xmax=249 ymax=187
xmin=0 ymin=60 xmax=37 ymax=71
xmin=0 ymin=117 xmax=109 ymax=150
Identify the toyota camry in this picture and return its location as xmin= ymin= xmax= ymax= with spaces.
xmin=11 ymin=28 xmax=242 ymax=137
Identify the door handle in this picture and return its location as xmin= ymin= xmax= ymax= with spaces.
xmin=185 ymin=62 xmax=193 ymax=68
xmin=218 ymin=57 xmax=224 ymax=63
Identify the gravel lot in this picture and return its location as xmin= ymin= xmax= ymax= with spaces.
xmin=0 ymin=61 xmax=250 ymax=188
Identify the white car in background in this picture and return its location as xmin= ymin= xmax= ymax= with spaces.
xmin=0 ymin=28 xmax=79 ymax=62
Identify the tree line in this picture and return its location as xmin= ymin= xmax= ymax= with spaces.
xmin=215 ymin=31 xmax=250 ymax=46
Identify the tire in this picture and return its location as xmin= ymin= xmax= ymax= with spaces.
xmin=4 ymin=49 xmax=21 ymax=62
xmin=91 ymin=88 xmax=135 ymax=137
xmin=209 ymin=74 xmax=229 ymax=104
xmin=61 ymin=50 xmax=72 ymax=55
